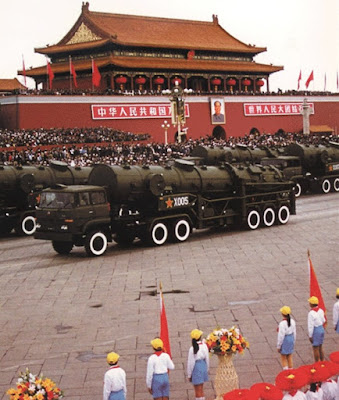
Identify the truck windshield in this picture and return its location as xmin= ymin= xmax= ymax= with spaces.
xmin=39 ymin=192 xmax=75 ymax=209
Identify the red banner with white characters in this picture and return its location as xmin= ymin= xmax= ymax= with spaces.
xmin=244 ymin=102 xmax=314 ymax=116
xmin=92 ymin=103 xmax=190 ymax=120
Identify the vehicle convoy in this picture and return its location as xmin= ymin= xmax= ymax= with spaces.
xmin=34 ymin=159 xmax=296 ymax=257
xmin=190 ymin=141 xmax=339 ymax=196
xmin=0 ymin=161 xmax=91 ymax=236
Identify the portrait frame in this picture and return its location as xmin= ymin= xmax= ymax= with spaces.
xmin=210 ymin=98 xmax=226 ymax=125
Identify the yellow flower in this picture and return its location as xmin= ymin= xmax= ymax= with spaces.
xmin=232 ymin=339 xmax=240 ymax=345
xmin=22 ymin=394 xmax=32 ymax=400
xmin=231 ymin=345 xmax=237 ymax=352
xmin=36 ymin=393 xmax=45 ymax=400
xmin=6 ymin=388 xmax=17 ymax=395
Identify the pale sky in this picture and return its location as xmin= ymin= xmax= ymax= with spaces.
xmin=1 ymin=0 xmax=338 ymax=92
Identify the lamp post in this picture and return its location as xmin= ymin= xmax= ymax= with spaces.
xmin=161 ymin=120 xmax=171 ymax=145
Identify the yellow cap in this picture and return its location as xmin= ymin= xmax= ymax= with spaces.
xmin=151 ymin=338 xmax=164 ymax=350
xmin=280 ymin=306 xmax=291 ymax=316
xmin=308 ymin=296 xmax=319 ymax=305
xmin=107 ymin=352 xmax=120 ymax=365
xmin=336 ymin=288 xmax=339 ymax=296
xmin=191 ymin=329 xmax=203 ymax=340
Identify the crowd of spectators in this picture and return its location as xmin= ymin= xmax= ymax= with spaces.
xmin=4 ymin=88 xmax=337 ymax=97
xmin=0 ymin=127 xmax=337 ymax=167
xmin=0 ymin=127 xmax=150 ymax=148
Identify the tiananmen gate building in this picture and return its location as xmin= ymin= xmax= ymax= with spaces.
xmin=0 ymin=2 xmax=338 ymax=140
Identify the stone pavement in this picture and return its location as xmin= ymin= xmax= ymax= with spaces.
xmin=0 ymin=193 xmax=338 ymax=399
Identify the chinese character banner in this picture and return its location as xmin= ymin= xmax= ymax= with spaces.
xmin=92 ymin=103 xmax=190 ymax=120
xmin=243 ymin=102 xmax=315 ymax=116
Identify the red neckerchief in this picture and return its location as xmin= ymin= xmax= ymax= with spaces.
xmin=312 ymin=306 xmax=320 ymax=312
xmin=289 ymin=390 xmax=298 ymax=396
xmin=109 ymin=365 xmax=120 ymax=370
xmin=154 ymin=351 xmax=163 ymax=357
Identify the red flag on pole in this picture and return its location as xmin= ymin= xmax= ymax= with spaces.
xmin=69 ymin=57 xmax=78 ymax=88
xmin=305 ymin=70 xmax=314 ymax=89
xmin=297 ymin=70 xmax=302 ymax=90
xmin=22 ymin=55 xmax=27 ymax=86
xmin=47 ymin=61 xmax=54 ymax=89
xmin=308 ymin=250 xmax=327 ymax=324
xmin=92 ymin=59 xmax=101 ymax=88
xmin=159 ymin=282 xmax=171 ymax=358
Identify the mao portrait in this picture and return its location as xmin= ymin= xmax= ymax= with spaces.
xmin=211 ymin=98 xmax=225 ymax=124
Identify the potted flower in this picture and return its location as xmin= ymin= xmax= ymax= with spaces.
xmin=6 ymin=368 xmax=64 ymax=399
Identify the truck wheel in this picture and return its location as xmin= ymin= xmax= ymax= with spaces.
xmin=173 ymin=219 xmax=191 ymax=242
xmin=15 ymin=215 xmax=36 ymax=236
xmin=321 ymin=179 xmax=331 ymax=194
xmin=151 ymin=222 xmax=168 ymax=246
xmin=85 ymin=231 xmax=108 ymax=256
xmin=294 ymin=183 xmax=302 ymax=198
xmin=333 ymin=178 xmax=339 ymax=192
xmin=52 ymin=241 xmax=73 ymax=255
xmin=263 ymin=207 xmax=275 ymax=227
xmin=277 ymin=205 xmax=290 ymax=224
xmin=247 ymin=210 xmax=260 ymax=230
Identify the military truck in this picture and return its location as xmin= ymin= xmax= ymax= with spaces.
xmin=35 ymin=160 xmax=295 ymax=257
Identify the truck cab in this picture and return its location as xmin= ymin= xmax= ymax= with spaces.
xmin=35 ymin=185 xmax=111 ymax=256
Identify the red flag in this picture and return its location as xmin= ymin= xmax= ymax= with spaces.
xmin=47 ymin=61 xmax=54 ymax=89
xmin=69 ymin=57 xmax=78 ymax=88
xmin=159 ymin=282 xmax=171 ymax=358
xmin=305 ymin=70 xmax=314 ymax=89
xmin=297 ymin=70 xmax=302 ymax=90
xmin=92 ymin=59 xmax=101 ymax=88
xmin=22 ymin=55 xmax=27 ymax=86
xmin=308 ymin=252 xmax=327 ymax=324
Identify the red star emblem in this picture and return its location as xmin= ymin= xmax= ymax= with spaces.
xmin=165 ymin=198 xmax=173 ymax=208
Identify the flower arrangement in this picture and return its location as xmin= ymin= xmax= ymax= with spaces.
xmin=6 ymin=368 xmax=64 ymax=400
xmin=206 ymin=326 xmax=249 ymax=356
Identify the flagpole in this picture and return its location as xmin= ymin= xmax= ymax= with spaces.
xmin=69 ymin=56 xmax=72 ymax=93
xmin=46 ymin=57 xmax=49 ymax=90
xmin=91 ymin=57 xmax=94 ymax=92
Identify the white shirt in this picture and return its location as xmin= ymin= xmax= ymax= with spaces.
xmin=146 ymin=352 xmax=175 ymax=389
xmin=333 ymin=300 xmax=339 ymax=329
xmin=308 ymin=308 xmax=326 ymax=338
xmin=103 ymin=366 xmax=126 ymax=400
xmin=306 ymin=388 xmax=324 ymax=400
xmin=187 ymin=341 xmax=210 ymax=378
xmin=277 ymin=318 xmax=297 ymax=349
xmin=283 ymin=391 xmax=307 ymax=400
xmin=322 ymin=380 xmax=337 ymax=400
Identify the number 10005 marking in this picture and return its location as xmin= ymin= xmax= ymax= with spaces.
xmin=174 ymin=196 xmax=189 ymax=206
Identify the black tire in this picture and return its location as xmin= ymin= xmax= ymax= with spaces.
xmin=333 ymin=178 xmax=339 ymax=192
xmin=247 ymin=210 xmax=260 ymax=230
xmin=150 ymin=222 xmax=168 ymax=246
xmin=52 ymin=241 xmax=73 ymax=255
xmin=263 ymin=207 xmax=275 ymax=227
xmin=172 ymin=219 xmax=191 ymax=242
xmin=321 ymin=179 xmax=331 ymax=194
xmin=277 ymin=205 xmax=290 ymax=224
xmin=294 ymin=183 xmax=302 ymax=198
xmin=84 ymin=231 xmax=108 ymax=257
xmin=15 ymin=215 xmax=36 ymax=236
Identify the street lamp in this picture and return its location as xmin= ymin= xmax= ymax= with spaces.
xmin=161 ymin=120 xmax=171 ymax=145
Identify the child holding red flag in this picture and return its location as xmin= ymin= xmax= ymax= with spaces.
xmin=308 ymin=296 xmax=326 ymax=362
xmin=146 ymin=338 xmax=175 ymax=400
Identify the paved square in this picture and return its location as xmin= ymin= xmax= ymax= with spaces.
xmin=0 ymin=193 xmax=338 ymax=399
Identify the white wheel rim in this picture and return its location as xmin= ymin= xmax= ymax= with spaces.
xmin=22 ymin=215 xmax=36 ymax=235
xmin=294 ymin=183 xmax=302 ymax=198
xmin=247 ymin=210 xmax=260 ymax=230
xmin=89 ymin=232 xmax=107 ymax=256
xmin=278 ymin=206 xmax=290 ymax=224
xmin=263 ymin=208 xmax=275 ymax=227
xmin=174 ymin=220 xmax=190 ymax=242
xmin=151 ymin=223 xmax=168 ymax=245
xmin=322 ymin=179 xmax=331 ymax=193
xmin=333 ymin=178 xmax=339 ymax=192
